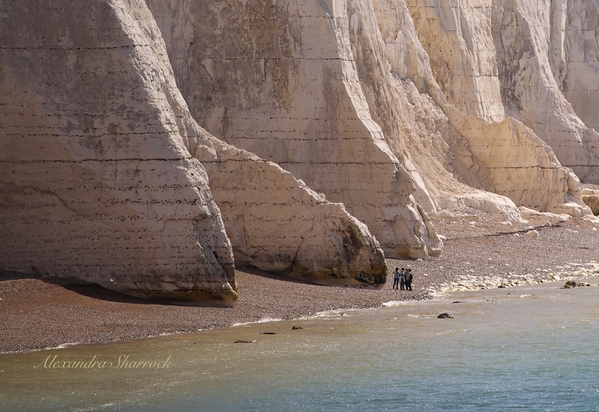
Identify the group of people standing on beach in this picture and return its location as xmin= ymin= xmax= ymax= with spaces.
xmin=392 ymin=267 xmax=413 ymax=291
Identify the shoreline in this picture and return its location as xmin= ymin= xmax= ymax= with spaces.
xmin=4 ymin=267 xmax=596 ymax=356
xmin=2 ymin=213 xmax=598 ymax=355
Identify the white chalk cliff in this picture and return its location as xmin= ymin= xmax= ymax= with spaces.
xmin=0 ymin=0 xmax=238 ymax=304
xmin=148 ymin=0 xmax=443 ymax=259
xmin=403 ymin=0 xmax=597 ymax=212
xmin=194 ymin=133 xmax=387 ymax=286
xmin=0 ymin=0 xmax=387 ymax=303
xmin=1 ymin=0 xmax=597 ymax=303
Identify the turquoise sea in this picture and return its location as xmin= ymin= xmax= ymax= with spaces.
xmin=2 ymin=277 xmax=599 ymax=411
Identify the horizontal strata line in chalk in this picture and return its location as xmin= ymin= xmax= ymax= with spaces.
xmin=0 ymin=157 xmax=194 ymax=164
xmin=0 ymin=111 xmax=171 ymax=118
xmin=172 ymin=56 xmax=354 ymax=62
xmin=4 ymin=198 xmax=213 ymax=205
xmin=236 ymin=117 xmax=369 ymax=121
xmin=3 ymin=217 xmax=213 ymax=224
xmin=1 ymin=45 xmax=148 ymax=50
xmin=2 ymin=133 xmax=179 ymax=139
xmin=228 ymin=134 xmax=373 ymax=138
xmin=202 ymin=160 xmax=394 ymax=165
xmin=486 ymin=165 xmax=573 ymax=170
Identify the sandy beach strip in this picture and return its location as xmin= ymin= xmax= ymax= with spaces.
xmin=1 ymin=214 xmax=598 ymax=354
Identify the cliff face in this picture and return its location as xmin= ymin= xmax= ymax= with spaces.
xmin=406 ymin=0 xmax=599 ymax=188
xmin=0 ymin=0 xmax=239 ymax=303
xmin=148 ymin=0 xmax=442 ymax=259
xmin=194 ymin=133 xmax=387 ymax=286
xmin=1 ymin=0 xmax=597 ymax=302
xmin=553 ymin=0 xmax=599 ymax=135
xmin=0 ymin=0 xmax=387 ymax=302
xmin=492 ymin=0 xmax=599 ymax=184
xmin=386 ymin=0 xmax=591 ymax=215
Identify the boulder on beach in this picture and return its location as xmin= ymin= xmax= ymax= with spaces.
xmin=564 ymin=280 xmax=580 ymax=289
xmin=564 ymin=280 xmax=592 ymax=288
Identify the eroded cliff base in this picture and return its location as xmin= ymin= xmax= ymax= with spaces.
xmin=2 ymin=214 xmax=597 ymax=354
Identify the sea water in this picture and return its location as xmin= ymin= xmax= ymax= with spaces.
xmin=2 ymin=278 xmax=599 ymax=411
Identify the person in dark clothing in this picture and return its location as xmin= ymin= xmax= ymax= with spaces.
xmin=406 ymin=269 xmax=413 ymax=291
xmin=400 ymin=268 xmax=406 ymax=290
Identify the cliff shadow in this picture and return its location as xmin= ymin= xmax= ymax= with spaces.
xmin=0 ymin=270 xmax=151 ymax=305
xmin=235 ymin=265 xmax=325 ymax=286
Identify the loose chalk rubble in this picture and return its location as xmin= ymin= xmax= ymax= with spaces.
xmin=428 ymin=262 xmax=599 ymax=296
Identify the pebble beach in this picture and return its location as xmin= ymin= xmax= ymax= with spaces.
xmin=1 ymin=211 xmax=598 ymax=354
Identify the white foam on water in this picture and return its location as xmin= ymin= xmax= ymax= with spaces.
xmin=231 ymin=317 xmax=283 ymax=327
